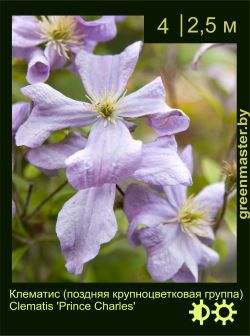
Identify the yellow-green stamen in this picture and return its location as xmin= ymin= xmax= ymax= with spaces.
xmin=178 ymin=194 xmax=213 ymax=237
xmin=95 ymin=101 xmax=115 ymax=118
xmin=164 ymin=194 xmax=214 ymax=237
xmin=37 ymin=16 xmax=85 ymax=58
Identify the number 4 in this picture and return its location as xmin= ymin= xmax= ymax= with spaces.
xmin=157 ymin=18 xmax=169 ymax=34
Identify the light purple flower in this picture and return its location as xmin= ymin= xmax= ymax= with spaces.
xmin=12 ymin=102 xmax=30 ymax=216
xmin=12 ymin=16 xmax=117 ymax=83
xmin=124 ymin=146 xmax=225 ymax=282
xmin=17 ymin=41 xmax=191 ymax=275
xmin=16 ymin=41 xmax=190 ymax=190
xmin=12 ymin=16 xmax=117 ymax=54
xmin=25 ymin=133 xmax=191 ymax=274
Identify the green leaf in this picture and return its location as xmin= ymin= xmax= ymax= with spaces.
xmin=206 ymin=276 xmax=219 ymax=283
xmin=115 ymin=209 xmax=129 ymax=233
xmin=202 ymin=158 xmax=221 ymax=183
xmin=85 ymin=244 xmax=148 ymax=282
xmin=23 ymin=164 xmax=41 ymax=179
xmin=213 ymin=236 xmax=228 ymax=262
xmin=12 ymin=246 xmax=28 ymax=271
xmin=225 ymin=207 xmax=237 ymax=237
xmin=12 ymin=217 xmax=29 ymax=237
xmin=12 ymin=173 xmax=30 ymax=192
xmin=49 ymin=130 xmax=67 ymax=143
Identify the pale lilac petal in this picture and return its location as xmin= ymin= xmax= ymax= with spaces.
xmin=180 ymin=145 xmax=193 ymax=174
xmin=139 ymin=225 xmax=218 ymax=282
xmin=162 ymin=145 xmax=192 ymax=209
xmin=124 ymin=184 xmax=177 ymax=246
xmin=122 ymin=120 xmax=137 ymax=132
xmin=193 ymin=238 xmax=219 ymax=269
xmin=71 ymin=40 xmax=97 ymax=54
xmin=192 ymin=43 xmax=224 ymax=70
xmin=75 ymin=16 xmax=117 ymax=42
xmin=172 ymin=264 xmax=197 ymax=283
xmin=138 ymin=224 xmax=184 ymax=282
xmin=81 ymin=40 xmax=97 ymax=53
xmin=66 ymin=119 xmax=142 ymax=189
xmin=75 ymin=41 xmax=142 ymax=100
xmin=26 ymin=132 xmax=87 ymax=171
xmin=12 ymin=46 xmax=37 ymax=60
xmin=128 ymin=211 xmax=175 ymax=247
xmin=174 ymin=234 xmax=199 ymax=282
xmin=56 ymin=184 xmax=117 ymax=275
xmin=68 ymin=41 xmax=98 ymax=75
xmin=134 ymin=136 xmax=177 ymax=193
xmin=12 ymin=200 xmax=16 ymax=217
xmin=194 ymin=182 xmax=225 ymax=218
xmin=151 ymin=135 xmax=177 ymax=150
xmin=12 ymin=102 xmax=30 ymax=135
xmin=115 ymin=16 xmax=126 ymax=22
xmin=147 ymin=109 xmax=190 ymax=136
xmin=163 ymin=185 xmax=187 ymax=210
xmin=12 ymin=16 xmax=45 ymax=47
xmin=16 ymin=84 xmax=96 ymax=148
xmin=26 ymin=49 xmax=50 ymax=84
xmin=193 ymin=43 xmax=236 ymax=70
xmin=131 ymin=137 xmax=192 ymax=186
xmin=173 ymin=235 xmax=219 ymax=282
xmin=44 ymin=43 xmax=67 ymax=70
xmin=124 ymin=184 xmax=175 ymax=222
xmin=118 ymin=77 xmax=172 ymax=118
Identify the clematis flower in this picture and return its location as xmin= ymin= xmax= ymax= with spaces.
xmin=12 ymin=102 xmax=30 ymax=216
xmin=16 ymin=41 xmax=192 ymax=274
xmin=24 ymin=127 xmax=192 ymax=277
xmin=16 ymin=41 xmax=190 ymax=190
xmin=25 ymin=133 xmax=192 ymax=274
xmin=124 ymin=145 xmax=226 ymax=282
xmin=12 ymin=15 xmax=117 ymax=83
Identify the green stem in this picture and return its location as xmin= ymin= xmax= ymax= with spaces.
xmin=214 ymin=191 xmax=228 ymax=232
xmin=116 ymin=184 xmax=125 ymax=197
xmin=21 ymin=183 xmax=33 ymax=218
xmin=27 ymin=181 xmax=68 ymax=219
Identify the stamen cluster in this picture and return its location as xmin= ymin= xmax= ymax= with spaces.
xmin=38 ymin=16 xmax=85 ymax=58
xmin=178 ymin=195 xmax=213 ymax=237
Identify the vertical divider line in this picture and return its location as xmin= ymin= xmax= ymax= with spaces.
xmin=180 ymin=13 xmax=183 ymax=38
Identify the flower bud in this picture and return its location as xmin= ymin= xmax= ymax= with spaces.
xmin=222 ymin=160 xmax=237 ymax=194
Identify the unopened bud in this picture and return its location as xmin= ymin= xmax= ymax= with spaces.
xmin=222 ymin=160 xmax=237 ymax=193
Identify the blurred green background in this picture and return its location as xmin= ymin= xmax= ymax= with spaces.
xmin=12 ymin=16 xmax=236 ymax=283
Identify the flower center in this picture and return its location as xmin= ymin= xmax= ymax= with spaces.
xmin=95 ymin=101 xmax=115 ymax=118
xmin=178 ymin=195 xmax=213 ymax=237
xmin=37 ymin=16 xmax=84 ymax=58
